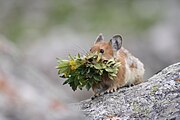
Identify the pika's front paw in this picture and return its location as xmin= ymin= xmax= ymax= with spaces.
xmin=91 ymin=96 xmax=95 ymax=100
xmin=91 ymin=93 xmax=100 ymax=100
xmin=103 ymin=87 xmax=118 ymax=94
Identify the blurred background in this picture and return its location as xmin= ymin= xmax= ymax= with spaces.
xmin=0 ymin=0 xmax=180 ymax=119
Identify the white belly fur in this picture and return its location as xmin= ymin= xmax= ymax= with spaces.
xmin=124 ymin=54 xmax=145 ymax=85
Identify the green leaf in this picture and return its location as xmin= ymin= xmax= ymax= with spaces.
xmin=58 ymin=67 xmax=69 ymax=75
xmin=68 ymin=54 xmax=74 ymax=60
xmin=78 ymin=53 xmax=81 ymax=58
xmin=110 ymin=73 xmax=117 ymax=77
xmin=57 ymin=52 xmax=121 ymax=91
xmin=99 ymin=70 xmax=103 ymax=75
xmin=86 ymin=82 xmax=91 ymax=90
xmin=93 ymin=64 xmax=102 ymax=69
xmin=108 ymin=75 xmax=114 ymax=80
xmin=93 ymin=76 xmax=101 ymax=81
xmin=105 ymin=68 xmax=114 ymax=72
xmin=63 ymin=79 xmax=69 ymax=85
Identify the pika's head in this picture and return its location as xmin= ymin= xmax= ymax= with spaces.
xmin=90 ymin=33 xmax=122 ymax=59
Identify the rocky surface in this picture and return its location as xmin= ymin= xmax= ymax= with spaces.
xmin=77 ymin=62 xmax=180 ymax=120
xmin=0 ymin=36 xmax=84 ymax=120
xmin=1 ymin=36 xmax=180 ymax=120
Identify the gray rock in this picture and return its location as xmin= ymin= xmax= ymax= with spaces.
xmin=77 ymin=62 xmax=180 ymax=120
xmin=0 ymin=36 xmax=84 ymax=120
xmin=1 ymin=36 xmax=179 ymax=120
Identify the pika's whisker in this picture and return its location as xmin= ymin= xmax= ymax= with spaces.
xmin=72 ymin=43 xmax=88 ymax=55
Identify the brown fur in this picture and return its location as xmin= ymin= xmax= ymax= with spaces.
xmin=115 ymin=49 xmax=126 ymax=87
xmin=134 ymin=78 xmax=143 ymax=85
xmin=130 ymin=63 xmax=137 ymax=69
xmin=91 ymin=42 xmax=128 ymax=95
xmin=91 ymin=34 xmax=144 ymax=97
xmin=90 ymin=42 xmax=113 ymax=59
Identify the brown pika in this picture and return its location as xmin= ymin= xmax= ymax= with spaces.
xmin=90 ymin=34 xmax=145 ymax=99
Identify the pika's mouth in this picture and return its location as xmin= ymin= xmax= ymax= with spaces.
xmin=101 ymin=56 xmax=114 ymax=61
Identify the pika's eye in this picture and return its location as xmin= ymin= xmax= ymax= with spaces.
xmin=100 ymin=49 xmax=104 ymax=54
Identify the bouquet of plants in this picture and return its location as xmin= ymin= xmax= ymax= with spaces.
xmin=56 ymin=52 xmax=121 ymax=91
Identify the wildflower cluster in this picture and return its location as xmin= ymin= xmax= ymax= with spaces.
xmin=56 ymin=52 xmax=121 ymax=91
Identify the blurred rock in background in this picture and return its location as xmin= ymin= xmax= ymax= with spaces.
xmin=0 ymin=36 xmax=83 ymax=120
xmin=0 ymin=0 xmax=179 ymax=111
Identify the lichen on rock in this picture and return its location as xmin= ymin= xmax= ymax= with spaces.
xmin=76 ymin=62 xmax=180 ymax=120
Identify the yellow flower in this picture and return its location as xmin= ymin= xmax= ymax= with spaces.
xmin=64 ymin=73 xmax=67 ymax=77
xmin=69 ymin=60 xmax=77 ymax=70
xmin=71 ymin=66 xmax=77 ymax=70
xmin=69 ymin=60 xmax=76 ymax=66
xmin=96 ymin=54 xmax=102 ymax=62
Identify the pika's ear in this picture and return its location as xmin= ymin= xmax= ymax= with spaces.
xmin=109 ymin=34 xmax=122 ymax=51
xmin=95 ymin=33 xmax=104 ymax=43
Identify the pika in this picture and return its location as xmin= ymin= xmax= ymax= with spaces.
xmin=90 ymin=34 xmax=145 ymax=98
